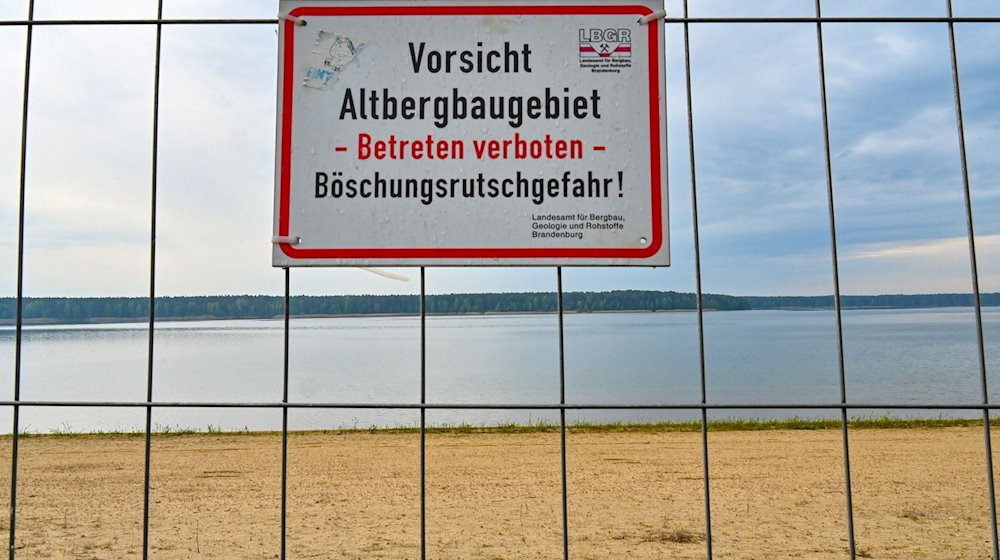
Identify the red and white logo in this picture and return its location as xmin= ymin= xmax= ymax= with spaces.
xmin=579 ymin=28 xmax=632 ymax=58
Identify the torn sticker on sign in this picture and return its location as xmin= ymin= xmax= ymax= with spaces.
xmin=303 ymin=31 xmax=365 ymax=90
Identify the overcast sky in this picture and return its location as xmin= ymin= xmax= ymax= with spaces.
xmin=1 ymin=0 xmax=997 ymax=297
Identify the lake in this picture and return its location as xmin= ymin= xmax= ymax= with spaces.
xmin=0 ymin=307 xmax=998 ymax=434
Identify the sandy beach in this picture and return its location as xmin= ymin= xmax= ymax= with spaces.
xmin=2 ymin=426 xmax=996 ymax=559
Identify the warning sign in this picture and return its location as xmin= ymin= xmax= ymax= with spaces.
xmin=273 ymin=0 xmax=668 ymax=266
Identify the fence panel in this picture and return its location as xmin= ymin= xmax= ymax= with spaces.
xmin=2 ymin=1 xmax=998 ymax=559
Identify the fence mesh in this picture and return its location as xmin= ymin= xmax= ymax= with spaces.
xmin=3 ymin=1 xmax=999 ymax=558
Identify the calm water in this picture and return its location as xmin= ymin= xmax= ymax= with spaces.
xmin=0 ymin=308 xmax=998 ymax=433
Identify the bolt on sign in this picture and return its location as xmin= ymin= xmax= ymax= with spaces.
xmin=273 ymin=0 xmax=668 ymax=266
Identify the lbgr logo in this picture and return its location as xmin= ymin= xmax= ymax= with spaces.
xmin=578 ymin=28 xmax=632 ymax=58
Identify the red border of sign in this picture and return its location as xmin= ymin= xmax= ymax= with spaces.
xmin=277 ymin=4 xmax=662 ymax=261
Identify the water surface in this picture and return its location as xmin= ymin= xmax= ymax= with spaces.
xmin=0 ymin=307 xmax=996 ymax=433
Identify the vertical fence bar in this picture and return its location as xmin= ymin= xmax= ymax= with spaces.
xmin=813 ymin=1 xmax=857 ymax=557
xmin=142 ymin=3 xmax=164 ymax=559
xmin=420 ymin=267 xmax=427 ymax=560
xmin=945 ymin=2 xmax=1000 ymax=557
xmin=556 ymin=268 xmax=569 ymax=560
xmin=280 ymin=267 xmax=290 ymax=560
xmin=680 ymin=2 xmax=713 ymax=558
xmin=9 ymin=1 xmax=35 ymax=558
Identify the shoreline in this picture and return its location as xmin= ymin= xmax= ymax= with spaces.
xmin=3 ymin=308 xmax=711 ymax=327
xmin=6 ymin=303 xmax=990 ymax=326
xmin=4 ymin=292 xmax=998 ymax=326
xmin=7 ymin=415 xmax=997 ymax=439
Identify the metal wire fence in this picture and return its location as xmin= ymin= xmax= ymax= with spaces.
xmin=3 ymin=1 xmax=1000 ymax=559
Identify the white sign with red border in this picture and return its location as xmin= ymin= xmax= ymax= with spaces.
xmin=273 ymin=0 xmax=667 ymax=266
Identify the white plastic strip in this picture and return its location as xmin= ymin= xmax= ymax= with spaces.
xmin=359 ymin=267 xmax=410 ymax=282
xmin=271 ymin=235 xmax=301 ymax=245
xmin=278 ymin=13 xmax=306 ymax=26
xmin=638 ymin=9 xmax=666 ymax=25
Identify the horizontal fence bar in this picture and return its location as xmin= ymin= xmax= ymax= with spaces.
xmin=5 ymin=400 xmax=1000 ymax=410
xmin=1 ymin=16 xmax=1000 ymax=26
xmin=668 ymin=16 xmax=1000 ymax=23
xmin=0 ymin=18 xmax=278 ymax=26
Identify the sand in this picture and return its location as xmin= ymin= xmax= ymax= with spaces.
xmin=1 ymin=426 xmax=997 ymax=559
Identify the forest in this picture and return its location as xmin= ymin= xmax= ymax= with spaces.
xmin=0 ymin=291 xmax=997 ymax=324
xmin=745 ymin=293 xmax=1000 ymax=310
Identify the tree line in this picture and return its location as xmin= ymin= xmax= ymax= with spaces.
xmin=1 ymin=291 xmax=996 ymax=324
xmin=0 ymin=290 xmax=746 ymax=324
xmin=745 ymin=293 xmax=1000 ymax=310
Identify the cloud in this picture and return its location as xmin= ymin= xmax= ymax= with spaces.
xmin=848 ymin=106 xmax=957 ymax=158
xmin=0 ymin=20 xmax=280 ymax=297
xmin=821 ymin=0 xmax=949 ymax=19
xmin=756 ymin=234 xmax=1000 ymax=295
xmin=839 ymin=234 xmax=1000 ymax=294
xmin=842 ymin=234 xmax=986 ymax=261
xmin=32 ymin=0 xmax=156 ymax=20
xmin=1 ymin=2 xmax=999 ymax=298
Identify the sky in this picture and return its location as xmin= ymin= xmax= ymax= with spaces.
xmin=0 ymin=0 xmax=998 ymax=298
